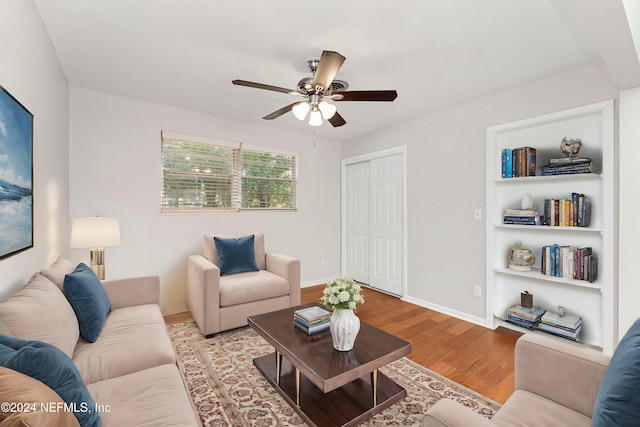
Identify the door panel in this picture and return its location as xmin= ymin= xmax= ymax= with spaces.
xmin=369 ymin=154 xmax=403 ymax=295
xmin=346 ymin=161 xmax=370 ymax=283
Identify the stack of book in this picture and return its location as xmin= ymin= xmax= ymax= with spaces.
xmin=293 ymin=306 xmax=331 ymax=335
xmin=541 ymin=245 xmax=598 ymax=282
xmin=506 ymin=305 xmax=546 ymax=329
xmin=503 ymin=208 xmax=540 ymax=225
xmin=542 ymin=193 xmax=591 ymax=227
xmin=540 ymin=157 xmax=592 ymax=176
xmin=539 ymin=311 xmax=582 ymax=341
xmin=501 ymin=146 xmax=537 ymax=178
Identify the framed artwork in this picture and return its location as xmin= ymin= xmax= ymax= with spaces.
xmin=0 ymin=85 xmax=33 ymax=260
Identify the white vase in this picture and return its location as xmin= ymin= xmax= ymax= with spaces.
xmin=330 ymin=309 xmax=360 ymax=351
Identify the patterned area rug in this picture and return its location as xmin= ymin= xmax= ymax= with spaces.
xmin=167 ymin=321 xmax=500 ymax=426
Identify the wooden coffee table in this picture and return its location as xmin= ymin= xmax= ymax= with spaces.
xmin=248 ymin=303 xmax=412 ymax=427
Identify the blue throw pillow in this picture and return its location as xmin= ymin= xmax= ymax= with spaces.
xmin=0 ymin=334 xmax=100 ymax=427
xmin=214 ymin=235 xmax=259 ymax=276
xmin=593 ymin=318 xmax=640 ymax=426
xmin=63 ymin=263 xmax=111 ymax=343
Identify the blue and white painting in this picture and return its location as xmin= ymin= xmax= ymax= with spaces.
xmin=0 ymin=86 xmax=33 ymax=259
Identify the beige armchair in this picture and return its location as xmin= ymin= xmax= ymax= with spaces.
xmin=187 ymin=233 xmax=300 ymax=336
xmin=423 ymin=333 xmax=610 ymax=427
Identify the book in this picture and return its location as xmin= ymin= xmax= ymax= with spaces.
xmin=541 ymin=311 xmax=582 ymax=330
xmin=504 ymin=208 xmax=539 ymax=216
xmin=548 ymin=157 xmax=592 ymax=165
xmin=503 ymin=216 xmax=537 ymax=225
xmin=538 ymin=323 xmax=582 ymax=340
xmin=506 ymin=315 xmax=539 ymax=329
xmin=293 ymin=319 xmax=330 ymax=335
xmin=294 ymin=306 xmax=331 ymax=324
xmin=508 ymin=305 xmax=546 ymax=321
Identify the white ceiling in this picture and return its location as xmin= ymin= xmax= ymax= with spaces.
xmin=34 ymin=0 xmax=640 ymax=140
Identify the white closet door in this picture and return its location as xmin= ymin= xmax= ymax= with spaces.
xmin=345 ymin=153 xmax=403 ymax=296
xmin=369 ymin=153 xmax=403 ymax=295
xmin=346 ymin=161 xmax=370 ymax=284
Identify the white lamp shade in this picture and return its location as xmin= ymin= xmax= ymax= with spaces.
xmin=308 ymin=110 xmax=323 ymax=126
xmin=292 ymin=102 xmax=310 ymax=120
xmin=70 ymin=217 xmax=121 ymax=248
xmin=318 ymin=101 xmax=337 ymax=119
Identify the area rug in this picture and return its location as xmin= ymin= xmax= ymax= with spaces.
xmin=167 ymin=320 xmax=500 ymax=426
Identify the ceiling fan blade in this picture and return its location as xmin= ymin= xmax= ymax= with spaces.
xmin=262 ymin=103 xmax=298 ymax=120
xmin=328 ymin=111 xmax=347 ymax=127
xmin=333 ymin=90 xmax=398 ymax=102
xmin=232 ymin=79 xmax=295 ymax=95
xmin=311 ymin=51 xmax=346 ymax=92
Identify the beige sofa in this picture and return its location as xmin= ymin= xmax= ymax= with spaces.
xmin=423 ymin=333 xmax=610 ymax=427
xmin=0 ymin=258 xmax=200 ymax=427
xmin=187 ymin=233 xmax=300 ymax=336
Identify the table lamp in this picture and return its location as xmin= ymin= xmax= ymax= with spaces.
xmin=70 ymin=217 xmax=120 ymax=279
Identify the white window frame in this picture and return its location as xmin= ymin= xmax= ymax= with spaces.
xmin=161 ymin=131 xmax=297 ymax=213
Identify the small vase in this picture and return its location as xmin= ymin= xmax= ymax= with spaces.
xmin=330 ymin=309 xmax=360 ymax=351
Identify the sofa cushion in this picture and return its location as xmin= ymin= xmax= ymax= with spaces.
xmin=219 ymin=270 xmax=290 ymax=307
xmin=491 ymin=389 xmax=591 ymax=427
xmin=214 ymin=235 xmax=259 ymax=276
xmin=40 ymin=257 xmax=75 ymax=290
xmin=0 ymin=274 xmax=79 ymax=358
xmin=204 ymin=233 xmax=266 ymax=270
xmin=72 ymin=304 xmax=176 ymax=384
xmin=87 ymin=364 xmax=198 ymax=426
xmin=593 ymin=318 xmax=640 ymax=427
xmin=63 ymin=263 xmax=112 ymax=343
xmin=0 ymin=366 xmax=80 ymax=427
xmin=0 ymin=335 xmax=99 ymax=427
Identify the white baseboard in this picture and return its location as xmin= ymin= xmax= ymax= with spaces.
xmin=402 ymin=295 xmax=491 ymax=329
xmin=301 ymin=277 xmax=337 ymax=288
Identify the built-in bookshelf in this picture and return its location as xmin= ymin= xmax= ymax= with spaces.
xmin=486 ymin=100 xmax=615 ymax=355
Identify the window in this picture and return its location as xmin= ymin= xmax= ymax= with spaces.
xmin=161 ymin=131 xmax=297 ymax=212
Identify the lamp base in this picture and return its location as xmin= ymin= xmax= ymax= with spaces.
xmin=90 ymin=248 xmax=105 ymax=280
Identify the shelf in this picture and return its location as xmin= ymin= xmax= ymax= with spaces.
xmin=493 ymin=224 xmax=603 ymax=233
xmin=493 ymin=316 xmax=602 ymax=352
xmin=487 ymin=100 xmax=614 ymax=354
xmin=494 ymin=266 xmax=602 ymax=290
xmin=493 ymin=173 xmax=602 ymax=183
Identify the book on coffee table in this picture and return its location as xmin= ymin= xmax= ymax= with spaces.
xmin=293 ymin=319 xmax=330 ymax=335
xmin=293 ymin=306 xmax=331 ymax=326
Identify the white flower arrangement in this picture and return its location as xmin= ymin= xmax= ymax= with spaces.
xmin=321 ymin=277 xmax=365 ymax=310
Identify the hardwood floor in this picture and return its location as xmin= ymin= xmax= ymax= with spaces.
xmin=165 ymin=284 xmax=522 ymax=404
xmin=303 ymin=285 xmax=522 ymax=404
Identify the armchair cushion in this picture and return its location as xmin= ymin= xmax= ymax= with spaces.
xmin=214 ymin=235 xmax=259 ymax=276
xmin=219 ymin=270 xmax=290 ymax=307
xmin=592 ymin=318 xmax=640 ymax=427
xmin=63 ymin=263 xmax=112 ymax=343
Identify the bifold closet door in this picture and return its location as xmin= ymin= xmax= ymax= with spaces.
xmin=346 ymin=153 xmax=403 ymax=296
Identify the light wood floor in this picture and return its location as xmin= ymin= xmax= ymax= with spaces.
xmin=165 ymin=284 xmax=522 ymax=403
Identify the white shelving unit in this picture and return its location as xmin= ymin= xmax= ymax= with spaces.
xmin=486 ymin=100 xmax=615 ymax=355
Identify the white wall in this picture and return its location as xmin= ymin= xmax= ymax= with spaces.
xmin=343 ymin=64 xmax=618 ymax=324
xmin=69 ymin=88 xmax=342 ymax=315
xmin=0 ymin=1 xmax=69 ymax=300
xmin=619 ymin=87 xmax=640 ymax=339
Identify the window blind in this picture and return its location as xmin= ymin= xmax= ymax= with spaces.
xmin=161 ymin=132 xmax=297 ymax=212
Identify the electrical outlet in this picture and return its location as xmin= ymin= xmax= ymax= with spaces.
xmin=473 ymin=285 xmax=482 ymax=297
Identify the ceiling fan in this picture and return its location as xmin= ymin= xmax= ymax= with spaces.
xmin=232 ymin=50 xmax=397 ymax=127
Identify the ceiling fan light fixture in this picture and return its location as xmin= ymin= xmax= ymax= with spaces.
xmin=318 ymin=101 xmax=337 ymax=119
xmin=292 ymin=101 xmax=310 ymax=120
xmin=308 ymin=109 xmax=323 ymax=127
